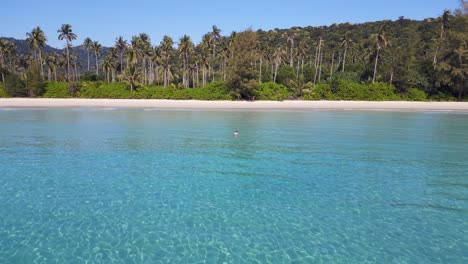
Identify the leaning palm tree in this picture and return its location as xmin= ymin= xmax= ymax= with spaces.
xmin=91 ymin=41 xmax=102 ymax=76
xmin=372 ymin=32 xmax=388 ymax=83
xmin=26 ymin=27 xmax=47 ymax=79
xmin=273 ymin=47 xmax=287 ymax=83
xmin=57 ymin=24 xmax=77 ymax=81
xmin=340 ymin=32 xmax=353 ymax=72
xmin=83 ymin=37 xmax=92 ymax=72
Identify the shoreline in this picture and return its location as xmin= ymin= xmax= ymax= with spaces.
xmin=1 ymin=98 xmax=468 ymax=111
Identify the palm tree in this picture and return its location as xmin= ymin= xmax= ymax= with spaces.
xmin=102 ymin=56 xmax=114 ymax=82
xmin=115 ymin=36 xmax=127 ymax=74
xmin=273 ymin=47 xmax=286 ymax=83
xmin=314 ymin=37 xmax=324 ymax=86
xmin=57 ymin=24 xmax=77 ymax=81
xmin=159 ymin=35 xmax=174 ymax=87
xmin=210 ymin=25 xmax=222 ymax=81
xmin=138 ymin=33 xmax=152 ymax=85
xmin=57 ymin=24 xmax=78 ymax=80
xmin=178 ymin=35 xmax=193 ymax=88
xmin=45 ymin=53 xmax=58 ymax=81
xmin=122 ymin=64 xmax=141 ymax=92
xmin=91 ymin=41 xmax=102 ymax=76
xmin=283 ymin=32 xmax=295 ymax=67
xmin=83 ymin=37 xmax=92 ymax=72
xmin=340 ymin=32 xmax=353 ymax=72
xmin=107 ymin=47 xmax=118 ymax=82
xmin=433 ymin=9 xmax=451 ymax=69
xmin=26 ymin=26 xmax=47 ymax=80
xmin=372 ymin=32 xmax=388 ymax=83
xmin=0 ymin=39 xmax=12 ymax=85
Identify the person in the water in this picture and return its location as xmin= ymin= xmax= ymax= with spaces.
xmin=233 ymin=130 xmax=239 ymax=136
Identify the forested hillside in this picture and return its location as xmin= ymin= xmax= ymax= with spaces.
xmin=0 ymin=9 xmax=466 ymax=100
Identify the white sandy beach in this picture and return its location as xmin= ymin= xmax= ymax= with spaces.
xmin=0 ymin=98 xmax=468 ymax=110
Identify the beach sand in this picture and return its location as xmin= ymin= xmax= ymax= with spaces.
xmin=1 ymin=98 xmax=468 ymax=111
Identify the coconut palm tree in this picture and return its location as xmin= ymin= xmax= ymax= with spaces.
xmin=159 ymin=35 xmax=174 ymax=87
xmin=372 ymin=32 xmax=388 ymax=83
xmin=138 ymin=33 xmax=152 ymax=85
xmin=433 ymin=9 xmax=451 ymax=69
xmin=115 ymin=36 xmax=127 ymax=74
xmin=210 ymin=25 xmax=222 ymax=81
xmin=178 ymin=35 xmax=193 ymax=88
xmin=0 ymin=39 xmax=12 ymax=84
xmin=91 ymin=41 xmax=102 ymax=76
xmin=122 ymin=64 xmax=141 ymax=92
xmin=283 ymin=32 xmax=296 ymax=67
xmin=340 ymin=32 xmax=353 ymax=72
xmin=314 ymin=37 xmax=324 ymax=86
xmin=83 ymin=37 xmax=92 ymax=72
xmin=57 ymin=24 xmax=77 ymax=81
xmin=273 ymin=47 xmax=286 ymax=83
xmin=102 ymin=56 xmax=113 ymax=82
xmin=26 ymin=26 xmax=47 ymax=79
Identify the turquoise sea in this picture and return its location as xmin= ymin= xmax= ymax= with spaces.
xmin=0 ymin=108 xmax=467 ymax=263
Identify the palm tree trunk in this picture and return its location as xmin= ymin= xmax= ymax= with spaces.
xmin=95 ymin=52 xmax=99 ymax=76
xmin=433 ymin=24 xmax=444 ymax=70
xmin=259 ymin=57 xmax=262 ymax=83
xmin=373 ymin=48 xmax=380 ymax=83
xmin=342 ymin=45 xmax=347 ymax=72
xmin=196 ymin=63 xmax=199 ymax=88
xmin=301 ymin=58 xmax=304 ymax=75
xmin=75 ymin=62 xmax=79 ymax=81
xmin=318 ymin=48 xmax=323 ymax=82
xmin=330 ymin=52 xmax=335 ymax=77
xmin=202 ymin=67 xmax=206 ymax=86
xmin=290 ymin=40 xmax=294 ymax=67
xmin=66 ymin=41 xmax=70 ymax=82
xmin=223 ymin=59 xmax=227 ymax=81
xmin=390 ymin=70 xmax=393 ymax=86
xmin=296 ymin=60 xmax=300 ymax=81
xmin=39 ymin=50 xmax=44 ymax=80
xmin=87 ymin=49 xmax=90 ymax=72
xmin=274 ymin=62 xmax=279 ymax=83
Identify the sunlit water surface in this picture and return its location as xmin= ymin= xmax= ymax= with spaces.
xmin=0 ymin=109 xmax=467 ymax=263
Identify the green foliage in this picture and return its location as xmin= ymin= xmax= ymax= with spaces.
xmin=255 ymin=82 xmax=293 ymax=100
xmin=428 ymin=92 xmax=457 ymax=102
xmin=0 ymin=83 xmax=9 ymax=97
xmin=79 ymin=82 xmax=131 ymax=98
xmin=302 ymin=80 xmax=400 ymax=101
xmin=404 ymin=88 xmax=428 ymax=101
xmin=276 ymin=66 xmax=296 ymax=86
xmin=4 ymin=74 xmax=28 ymax=97
xmin=81 ymin=71 xmax=100 ymax=81
xmin=227 ymin=29 xmax=258 ymax=99
xmin=42 ymin=82 xmax=72 ymax=98
xmin=134 ymin=82 xmax=231 ymax=100
xmin=25 ymin=62 xmax=44 ymax=97
xmin=68 ymin=81 xmax=232 ymax=100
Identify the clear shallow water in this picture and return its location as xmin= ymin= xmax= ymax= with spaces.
xmin=0 ymin=109 xmax=467 ymax=264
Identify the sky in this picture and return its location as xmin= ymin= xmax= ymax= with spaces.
xmin=1 ymin=0 xmax=462 ymax=48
